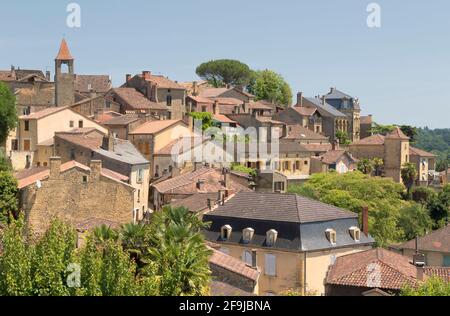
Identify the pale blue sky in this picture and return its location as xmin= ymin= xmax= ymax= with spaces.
xmin=1 ymin=0 xmax=449 ymax=128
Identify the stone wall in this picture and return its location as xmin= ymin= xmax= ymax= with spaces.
xmin=210 ymin=263 xmax=257 ymax=293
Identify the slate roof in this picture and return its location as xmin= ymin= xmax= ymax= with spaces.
xmin=409 ymin=146 xmax=436 ymax=158
xmin=326 ymin=248 xmax=419 ymax=290
xmin=326 ymin=88 xmax=353 ymax=100
xmin=305 ymin=97 xmax=347 ymax=117
xmin=391 ymin=225 xmax=450 ymax=253
xmin=206 ymin=192 xmax=357 ymax=224
xmin=129 ymin=119 xmax=184 ymax=135
xmin=75 ymin=75 xmax=111 ymax=93
xmin=112 ymin=88 xmax=167 ymax=110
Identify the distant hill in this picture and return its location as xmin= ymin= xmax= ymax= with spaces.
xmin=414 ymin=128 xmax=450 ymax=171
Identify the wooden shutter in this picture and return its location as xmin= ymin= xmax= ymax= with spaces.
xmin=265 ymin=254 xmax=276 ymax=276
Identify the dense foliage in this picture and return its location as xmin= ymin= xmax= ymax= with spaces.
xmin=189 ymin=112 xmax=214 ymax=131
xmin=0 ymin=207 xmax=212 ymax=296
xmin=247 ymin=70 xmax=292 ymax=107
xmin=0 ymin=171 xmax=18 ymax=223
xmin=230 ymin=163 xmax=257 ymax=178
xmin=195 ymin=59 xmax=253 ymax=88
xmin=415 ymin=127 xmax=450 ymax=172
xmin=401 ymin=277 xmax=450 ymax=296
xmin=0 ymin=82 xmax=18 ymax=145
xmin=288 ymin=172 xmax=447 ymax=246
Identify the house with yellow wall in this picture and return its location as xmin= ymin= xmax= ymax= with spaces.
xmin=202 ymin=192 xmax=375 ymax=295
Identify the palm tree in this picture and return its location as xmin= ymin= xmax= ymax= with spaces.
xmin=401 ymin=162 xmax=417 ymax=198
xmin=93 ymin=225 xmax=119 ymax=244
xmin=120 ymin=223 xmax=147 ymax=263
xmin=372 ymin=158 xmax=384 ymax=177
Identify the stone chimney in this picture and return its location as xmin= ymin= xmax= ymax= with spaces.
xmin=330 ymin=87 xmax=336 ymax=94
xmin=46 ymin=71 xmax=51 ymax=81
xmin=90 ymin=160 xmax=102 ymax=181
xmin=126 ymin=74 xmax=131 ymax=82
xmin=213 ymin=100 xmax=219 ymax=115
xmin=194 ymin=161 xmax=204 ymax=171
xmin=223 ymin=168 xmax=230 ymax=189
xmin=321 ymin=95 xmax=326 ymax=105
xmin=49 ymin=157 xmax=61 ymax=179
xmin=193 ymin=81 xmax=198 ymax=96
xmin=171 ymin=166 xmax=180 ymax=178
xmin=361 ymin=206 xmax=369 ymax=236
xmin=142 ymin=71 xmax=151 ymax=80
xmin=197 ymin=179 xmax=205 ymax=191
xmin=102 ymin=132 xmax=115 ymax=151
xmin=296 ymin=92 xmax=303 ymax=107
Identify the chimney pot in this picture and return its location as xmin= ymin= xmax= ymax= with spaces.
xmin=142 ymin=71 xmax=151 ymax=80
xmin=46 ymin=71 xmax=51 ymax=81
xmin=126 ymin=74 xmax=131 ymax=82
xmin=296 ymin=92 xmax=303 ymax=107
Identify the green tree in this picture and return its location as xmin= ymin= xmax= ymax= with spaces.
xmin=335 ymin=130 xmax=351 ymax=145
xmin=401 ymin=162 xmax=417 ymax=198
xmin=372 ymin=158 xmax=384 ymax=177
xmin=0 ymin=82 xmax=18 ymax=145
xmin=247 ymin=69 xmax=292 ymax=106
xmin=428 ymin=184 xmax=450 ymax=227
xmin=93 ymin=224 xmax=119 ymax=244
xmin=189 ymin=112 xmax=213 ymax=131
xmin=370 ymin=123 xmax=396 ymax=135
xmin=120 ymin=222 xmax=147 ymax=263
xmin=401 ymin=277 xmax=450 ymax=296
xmin=196 ymin=59 xmax=253 ymax=87
xmin=400 ymin=125 xmax=417 ymax=143
xmin=77 ymin=237 xmax=103 ymax=296
xmin=397 ymin=204 xmax=433 ymax=240
xmin=357 ymin=158 xmax=374 ymax=175
xmin=0 ymin=171 xmax=18 ymax=223
xmin=146 ymin=206 xmax=212 ymax=296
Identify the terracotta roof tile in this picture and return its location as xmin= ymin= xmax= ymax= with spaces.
xmin=409 ymin=146 xmax=436 ymax=158
xmin=292 ymin=106 xmax=317 ymax=116
xmin=360 ymin=115 xmax=373 ymax=125
xmin=423 ymin=267 xmax=450 ymax=282
xmin=352 ymin=134 xmax=386 ymax=146
xmin=55 ymin=39 xmax=73 ymax=60
xmin=285 ymin=125 xmax=328 ymax=141
xmin=112 ymin=88 xmax=167 ymax=110
xmin=129 ymin=119 xmax=184 ymax=135
xmin=209 ymin=247 xmax=260 ymax=282
xmin=213 ymin=114 xmax=237 ymax=124
xmin=75 ymin=75 xmax=111 ymax=93
xmin=171 ymin=193 xmax=219 ymax=213
xmin=391 ymin=225 xmax=450 ymax=253
xmin=385 ymin=127 xmax=409 ymax=140
xmin=317 ymin=150 xmax=356 ymax=165
xmin=209 ymin=281 xmax=256 ymax=296
xmin=19 ymin=106 xmax=69 ymax=120
xmin=301 ymin=143 xmax=332 ymax=152
xmin=140 ymin=74 xmax=185 ymax=89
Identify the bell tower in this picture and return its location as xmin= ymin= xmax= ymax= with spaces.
xmin=55 ymin=39 xmax=75 ymax=107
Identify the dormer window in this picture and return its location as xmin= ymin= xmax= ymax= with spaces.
xmin=243 ymin=228 xmax=254 ymax=244
xmin=266 ymin=229 xmax=278 ymax=247
xmin=221 ymin=225 xmax=232 ymax=240
xmin=325 ymin=228 xmax=337 ymax=245
xmin=349 ymin=227 xmax=361 ymax=241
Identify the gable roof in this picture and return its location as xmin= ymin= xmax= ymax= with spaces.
xmin=139 ymin=74 xmax=185 ymax=89
xmin=129 ymin=119 xmax=184 ymax=135
xmin=15 ymin=160 xmax=129 ymax=189
xmin=385 ymin=127 xmax=409 ymax=140
xmin=326 ymin=88 xmax=353 ymax=100
xmin=391 ymin=225 xmax=450 ymax=253
xmin=19 ymin=106 xmax=69 ymax=120
xmin=171 ymin=193 xmax=219 ymax=213
xmin=409 ymin=146 xmax=436 ymax=158
xmin=316 ymin=150 xmax=357 ymax=165
xmin=209 ymin=247 xmax=260 ymax=282
xmin=102 ymin=113 xmax=141 ymax=126
xmin=207 ymin=192 xmax=357 ymax=224
xmin=198 ymin=88 xmax=230 ymax=98
xmin=291 ymin=106 xmax=318 ymax=116
xmin=75 ymin=75 xmax=111 ymax=93
xmin=55 ymin=39 xmax=74 ymax=60
xmin=112 ymin=88 xmax=167 ymax=110
xmin=326 ymin=248 xmax=419 ymax=290
xmin=305 ymin=97 xmax=347 ymax=118
xmin=284 ymin=125 xmax=328 ymax=141
xmin=352 ymin=134 xmax=386 ymax=146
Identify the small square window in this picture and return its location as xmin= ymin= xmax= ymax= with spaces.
xmin=69 ymin=121 xmax=74 ymax=128
xmin=82 ymin=176 xmax=88 ymax=183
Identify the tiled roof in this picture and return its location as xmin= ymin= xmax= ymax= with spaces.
xmin=301 ymin=143 xmax=332 ymax=152
xmin=112 ymin=88 xmax=167 ymax=110
xmin=154 ymin=136 xmax=206 ymax=155
xmin=129 ymin=119 xmax=183 ymax=135
xmin=409 ymin=146 xmax=436 ymax=158
xmin=209 ymin=247 xmax=260 ymax=282
xmin=285 ymin=125 xmax=328 ymax=141
xmin=171 ymin=193 xmax=218 ymax=213
xmin=0 ymin=70 xmax=15 ymax=81
xmin=423 ymin=267 xmax=450 ymax=282
xmin=326 ymin=248 xmax=419 ymax=290
xmin=248 ymin=100 xmax=274 ymax=110
xmin=198 ymin=88 xmax=230 ymax=98
xmin=292 ymin=106 xmax=317 ymax=116
xmin=15 ymin=161 xmax=128 ymax=189
xmin=95 ymin=111 xmax=122 ymax=124
xmin=75 ymin=75 xmax=111 ymax=93
xmin=391 ymin=225 xmax=450 ymax=253
xmin=360 ymin=115 xmax=373 ymax=125
xmin=55 ymin=39 xmax=73 ymax=60
xmin=187 ymin=95 xmax=214 ymax=104
xmin=317 ymin=150 xmax=351 ymax=165
xmin=103 ymin=113 xmax=141 ymax=126
xmin=210 ymin=281 xmax=255 ymax=296
xmin=19 ymin=106 xmax=69 ymax=120
xmin=140 ymin=74 xmax=185 ymax=89
xmin=385 ymin=127 xmax=409 ymax=140
xmin=213 ymin=97 xmax=244 ymax=105
xmin=208 ymin=192 xmax=357 ymax=224
xmin=55 ymin=133 xmax=103 ymax=150
xmin=352 ymin=134 xmax=386 ymax=146
xmin=213 ymin=114 xmax=237 ymax=124
xmin=76 ymin=218 xmax=121 ymax=232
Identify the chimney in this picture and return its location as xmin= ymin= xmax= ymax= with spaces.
xmin=330 ymin=87 xmax=336 ymax=94
xmin=90 ymin=160 xmax=102 ymax=181
xmin=251 ymin=250 xmax=257 ymax=268
xmin=49 ymin=157 xmax=61 ymax=179
xmin=126 ymin=74 xmax=131 ymax=82
xmin=321 ymin=95 xmax=326 ymax=105
xmin=296 ymin=92 xmax=303 ymax=107
xmin=361 ymin=206 xmax=369 ymax=236
xmin=142 ymin=71 xmax=151 ymax=80
xmin=193 ymin=81 xmax=198 ymax=96
xmin=197 ymin=179 xmax=205 ymax=191
xmin=223 ymin=168 xmax=230 ymax=189
xmin=102 ymin=132 xmax=115 ymax=151
xmin=207 ymin=198 xmax=213 ymax=211
xmin=89 ymin=88 xmax=97 ymax=99
xmin=213 ymin=100 xmax=219 ymax=115
xmin=46 ymin=71 xmax=51 ymax=81
xmin=332 ymin=139 xmax=339 ymax=151
xmin=416 ymin=266 xmax=424 ymax=281
xmin=194 ymin=161 xmax=203 ymax=171
xmin=171 ymin=166 xmax=180 ymax=178
xmin=218 ymin=190 xmax=225 ymax=205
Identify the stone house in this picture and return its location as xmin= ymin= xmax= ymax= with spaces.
xmin=310 ymin=149 xmax=358 ymax=174
xmin=16 ymin=158 xmax=137 ymax=236
xmin=6 ymin=106 xmax=108 ymax=170
xmin=390 ymin=225 xmax=450 ymax=267
xmin=122 ymin=71 xmax=186 ymax=120
xmin=360 ymin=115 xmax=373 ymax=139
xmin=71 ymin=95 xmax=121 ymax=118
xmin=202 ymin=192 xmax=375 ymax=295
xmin=54 ymin=130 xmax=151 ymax=216
xmin=106 ymin=87 xmax=169 ymax=118
xmin=409 ymin=146 xmax=437 ymax=186
xmin=197 ymin=87 xmax=255 ymax=103
xmin=102 ymin=114 xmax=151 ymax=140
xmin=74 ymin=74 xmax=112 ymax=97
xmin=128 ymin=119 xmax=191 ymax=178
xmin=325 ymin=248 xmax=450 ymax=296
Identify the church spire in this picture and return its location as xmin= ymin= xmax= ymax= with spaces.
xmin=55 ymin=39 xmax=74 ymax=60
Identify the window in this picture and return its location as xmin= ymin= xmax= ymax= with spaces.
xmin=78 ymin=120 xmax=84 ymax=128
xmin=43 ymin=162 xmax=48 ymax=167
xmin=325 ymin=228 xmax=337 ymax=245
xmin=221 ymin=225 xmax=232 ymax=240
xmin=201 ymin=106 xmax=207 ymax=112
xmin=70 ymin=148 xmax=75 ymax=160
xmin=36 ymin=162 xmax=41 ymax=167
xmin=11 ymin=139 xmax=18 ymax=151
xmin=266 ymin=229 xmax=278 ymax=247
xmin=242 ymin=228 xmax=255 ymax=244
xmin=69 ymin=121 xmax=74 ymax=128
xmin=443 ymin=255 xmax=450 ymax=267
xmin=166 ymin=95 xmax=172 ymax=106
xmin=349 ymin=227 xmax=361 ymax=241
xmin=137 ymin=190 xmax=141 ymax=203
xmin=265 ymin=254 xmax=276 ymax=276
xmin=23 ymin=140 xmax=31 ymax=151
xmin=137 ymin=169 xmax=144 ymax=183
xmin=274 ymin=182 xmax=285 ymax=193
xmin=82 ymin=176 xmax=88 ymax=183
xmin=304 ymin=160 xmax=308 ymax=165
xmin=295 ymin=161 xmax=301 ymax=171
xmin=24 ymin=120 xmax=30 ymax=131
xmin=242 ymin=250 xmax=255 ymax=267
